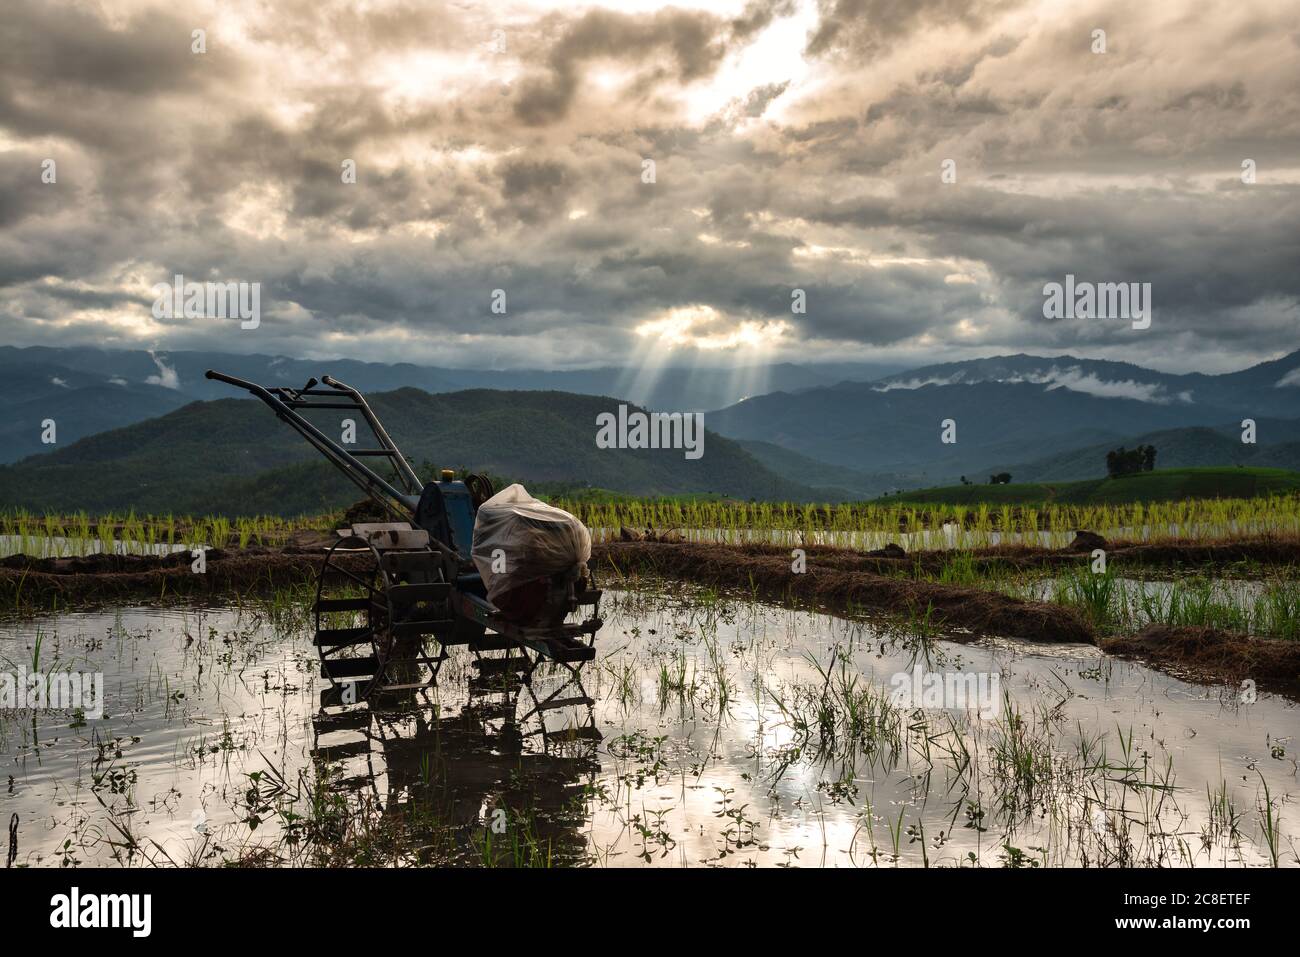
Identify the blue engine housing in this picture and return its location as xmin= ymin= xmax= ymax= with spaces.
xmin=414 ymin=479 xmax=478 ymax=560
xmin=414 ymin=478 xmax=488 ymax=643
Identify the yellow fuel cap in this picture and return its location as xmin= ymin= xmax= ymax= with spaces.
xmin=440 ymin=469 xmax=455 ymax=482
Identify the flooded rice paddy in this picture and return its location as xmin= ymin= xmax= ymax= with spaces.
xmin=589 ymin=520 xmax=1300 ymax=551
xmin=1 ymin=585 xmax=1296 ymax=868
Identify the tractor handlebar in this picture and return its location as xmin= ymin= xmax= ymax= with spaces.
xmin=205 ymin=368 xmax=422 ymax=520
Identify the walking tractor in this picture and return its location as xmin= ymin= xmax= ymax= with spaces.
xmin=205 ymin=370 xmax=603 ymax=710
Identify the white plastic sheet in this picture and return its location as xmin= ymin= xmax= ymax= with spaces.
xmin=470 ymin=484 xmax=592 ymax=603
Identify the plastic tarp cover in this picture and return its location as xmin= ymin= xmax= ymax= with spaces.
xmin=470 ymin=484 xmax=592 ymax=603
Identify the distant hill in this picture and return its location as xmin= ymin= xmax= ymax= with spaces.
xmin=875 ymin=467 xmax=1300 ymax=506
xmin=0 ymin=356 xmax=192 ymax=462
xmin=982 ymin=424 xmax=1300 ymax=484
xmin=0 ymin=388 xmax=828 ymax=515
xmin=710 ymin=380 xmax=1200 ymax=473
xmin=735 ymin=439 xmax=925 ymax=498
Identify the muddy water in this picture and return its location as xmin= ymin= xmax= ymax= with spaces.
xmin=1 ymin=591 xmax=1296 ymax=867
xmin=1022 ymin=576 xmax=1272 ymax=602
xmin=0 ymin=606 xmax=318 ymax=866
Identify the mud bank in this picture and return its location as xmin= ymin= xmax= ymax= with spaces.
xmin=593 ymin=540 xmax=1094 ymax=644
xmin=1102 ymin=626 xmax=1300 ymax=694
xmin=606 ymin=534 xmax=1300 ymax=575
xmin=0 ymin=545 xmax=362 ymax=605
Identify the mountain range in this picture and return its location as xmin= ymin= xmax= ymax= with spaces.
xmin=0 ymin=345 xmax=904 ymax=462
xmin=707 ymin=350 xmax=1300 ymax=484
xmin=0 ymin=346 xmax=1296 ymax=512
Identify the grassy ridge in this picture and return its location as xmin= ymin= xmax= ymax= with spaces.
xmin=876 ymin=467 xmax=1300 ymax=506
xmin=0 ymin=389 xmax=824 ymax=516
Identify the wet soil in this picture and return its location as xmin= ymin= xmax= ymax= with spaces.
xmin=1102 ymin=626 xmax=1300 ymax=694
xmin=594 ymin=540 xmax=1094 ymax=644
xmin=0 ymin=542 xmax=361 ymax=604
xmin=609 ymin=532 xmax=1300 ymax=575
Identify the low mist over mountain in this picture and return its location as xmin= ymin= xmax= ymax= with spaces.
xmin=0 ymin=352 xmax=195 ymax=461
xmin=863 ymin=353 xmax=1300 ymax=419
xmin=709 ymin=351 xmax=1300 ymax=480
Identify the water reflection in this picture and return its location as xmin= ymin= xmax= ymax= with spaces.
xmin=1 ymin=595 xmax=1295 ymax=868
xmin=309 ymin=665 xmax=601 ymax=865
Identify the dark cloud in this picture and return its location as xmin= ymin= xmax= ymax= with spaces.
xmin=0 ymin=0 xmax=1296 ymax=375
xmin=0 ymin=152 xmax=79 ymax=228
xmin=512 ymin=8 xmax=732 ymax=125
xmin=245 ymin=0 xmax=469 ymax=57
xmin=731 ymin=0 xmax=799 ymax=40
xmin=0 ymin=2 xmax=217 ymax=95
xmin=805 ymin=0 xmax=1019 ymax=58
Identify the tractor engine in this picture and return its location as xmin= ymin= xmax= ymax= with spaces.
xmin=469 ymin=483 xmax=592 ymax=627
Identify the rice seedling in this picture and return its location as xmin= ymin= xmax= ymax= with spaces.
xmin=95 ymin=519 xmax=116 ymax=556
xmin=1056 ymin=565 xmax=1119 ymax=629
xmin=553 ymin=491 xmax=1300 ymax=550
xmin=1203 ymin=779 xmax=1244 ymax=851
xmin=655 ymin=650 xmax=697 ymax=706
xmin=601 ymin=657 xmax=640 ymax=709
xmin=1256 ymin=772 xmax=1282 ymax=867
xmin=766 ymin=651 xmax=906 ymax=769
xmin=1048 ymin=567 xmax=1300 ymax=640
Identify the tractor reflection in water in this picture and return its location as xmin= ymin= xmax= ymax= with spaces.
xmin=310 ymin=666 xmax=601 ymax=866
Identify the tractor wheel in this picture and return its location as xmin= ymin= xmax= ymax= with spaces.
xmin=313 ymin=533 xmax=449 ymax=700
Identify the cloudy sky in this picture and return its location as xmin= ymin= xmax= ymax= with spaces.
xmin=2 ymin=0 xmax=1297 ymax=376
